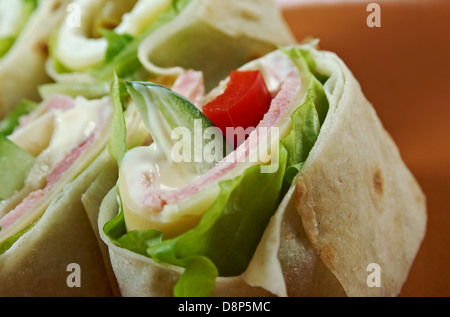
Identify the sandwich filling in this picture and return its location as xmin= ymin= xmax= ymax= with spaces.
xmin=104 ymin=46 xmax=329 ymax=296
xmin=0 ymin=95 xmax=112 ymax=251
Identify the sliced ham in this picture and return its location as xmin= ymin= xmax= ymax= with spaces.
xmin=18 ymin=95 xmax=76 ymax=128
xmin=0 ymin=96 xmax=111 ymax=232
xmin=45 ymin=94 xmax=76 ymax=112
xmin=171 ymin=69 xmax=205 ymax=108
xmin=0 ymin=133 xmax=95 ymax=230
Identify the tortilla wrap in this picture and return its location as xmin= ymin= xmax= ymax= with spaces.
xmin=0 ymin=149 xmax=117 ymax=296
xmin=98 ymin=44 xmax=426 ymax=297
xmin=138 ymin=0 xmax=296 ymax=91
xmin=0 ymin=0 xmax=69 ymax=119
xmin=46 ymin=0 xmax=295 ymax=91
xmin=0 ymin=93 xmax=119 ymax=296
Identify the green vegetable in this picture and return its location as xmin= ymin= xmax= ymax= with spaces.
xmin=99 ymin=29 xmax=134 ymax=65
xmin=0 ymin=36 xmax=16 ymax=58
xmin=103 ymin=187 xmax=163 ymax=256
xmin=0 ymin=220 xmax=37 ymax=254
xmin=38 ymin=81 xmax=111 ymax=100
xmin=126 ymin=81 xmax=229 ymax=175
xmin=0 ymin=135 xmax=35 ymax=200
xmin=281 ymin=48 xmax=329 ymax=183
xmin=90 ymin=0 xmax=192 ymax=80
xmin=0 ymin=99 xmax=38 ymax=136
xmin=108 ymin=73 xmax=127 ymax=167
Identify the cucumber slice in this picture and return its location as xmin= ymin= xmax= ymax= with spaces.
xmin=0 ymin=134 xmax=35 ymax=200
xmin=126 ymin=81 xmax=231 ymax=175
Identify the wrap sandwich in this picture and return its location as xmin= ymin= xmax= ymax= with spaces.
xmin=0 ymin=0 xmax=70 ymax=119
xmin=45 ymin=0 xmax=295 ymax=91
xmin=99 ymin=43 xmax=427 ymax=297
xmin=0 ymin=93 xmax=119 ymax=296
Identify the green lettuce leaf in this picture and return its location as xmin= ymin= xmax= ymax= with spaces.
xmin=0 ymin=99 xmax=38 ymax=136
xmin=99 ymin=29 xmax=134 ymax=64
xmin=91 ymin=0 xmax=192 ymax=80
xmin=0 ymin=36 xmax=16 ymax=58
xmin=103 ymin=187 xmax=162 ymax=256
xmin=281 ymin=48 xmax=329 ymax=183
xmin=108 ymin=73 xmax=127 ymax=167
xmin=0 ymin=220 xmax=37 ymax=254
xmin=38 ymin=81 xmax=111 ymax=100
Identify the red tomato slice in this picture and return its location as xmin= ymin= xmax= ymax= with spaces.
xmin=202 ymin=70 xmax=272 ymax=147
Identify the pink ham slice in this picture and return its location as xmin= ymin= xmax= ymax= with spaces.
xmin=0 ymin=95 xmax=109 ymax=231
xmin=140 ymin=66 xmax=301 ymax=212
xmin=45 ymin=94 xmax=77 ymax=112
xmin=0 ymin=134 xmax=95 ymax=230
xmin=171 ymin=70 xmax=205 ymax=108
xmin=18 ymin=95 xmax=76 ymax=128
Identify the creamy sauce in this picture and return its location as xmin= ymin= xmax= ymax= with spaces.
xmin=11 ymin=96 xmax=110 ymax=174
xmin=115 ymin=0 xmax=171 ymax=35
xmin=44 ymin=97 xmax=106 ymax=167
xmin=55 ymin=0 xmax=171 ymax=71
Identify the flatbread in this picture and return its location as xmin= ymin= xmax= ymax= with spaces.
xmin=138 ymin=0 xmax=296 ymax=91
xmin=293 ymin=48 xmax=427 ymax=296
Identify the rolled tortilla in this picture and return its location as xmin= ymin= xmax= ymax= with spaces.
xmin=46 ymin=0 xmax=295 ymax=91
xmin=99 ymin=44 xmax=426 ymax=297
xmin=0 ymin=149 xmax=117 ymax=297
xmin=138 ymin=0 xmax=296 ymax=91
xmin=0 ymin=94 xmax=116 ymax=296
xmin=46 ymin=0 xmax=169 ymax=83
xmin=0 ymin=0 xmax=69 ymax=119
xmin=292 ymin=47 xmax=427 ymax=296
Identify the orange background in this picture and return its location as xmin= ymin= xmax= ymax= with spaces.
xmin=281 ymin=0 xmax=450 ymax=297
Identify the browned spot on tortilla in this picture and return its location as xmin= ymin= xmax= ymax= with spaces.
xmin=294 ymin=181 xmax=306 ymax=206
xmin=284 ymin=231 xmax=296 ymax=241
xmin=373 ymin=168 xmax=384 ymax=195
xmin=34 ymin=40 xmax=49 ymax=59
xmin=320 ymin=244 xmax=336 ymax=270
xmin=240 ymin=8 xmax=259 ymax=21
xmin=52 ymin=0 xmax=63 ymax=12
xmin=99 ymin=21 xmax=119 ymax=31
